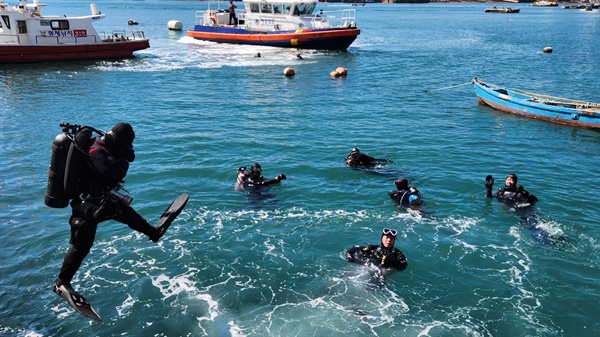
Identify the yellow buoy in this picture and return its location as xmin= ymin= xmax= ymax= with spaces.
xmin=284 ymin=67 xmax=295 ymax=76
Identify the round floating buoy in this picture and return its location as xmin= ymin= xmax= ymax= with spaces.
xmin=543 ymin=47 xmax=553 ymax=53
xmin=168 ymin=20 xmax=183 ymax=31
xmin=335 ymin=67 xmax=348 ymax=76
xmin=330 ymin=67 xmax=348 ymax=78
xmin=284 ymin=67 xmax=295 ymax=76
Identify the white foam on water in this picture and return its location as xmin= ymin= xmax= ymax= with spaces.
xmin=152 ymin=268 xmax=200 ymax=299
xmin=115 ymin=294 xmax=135 ymax=317
xmin=93 ymin=35 xmax=320 ymax=73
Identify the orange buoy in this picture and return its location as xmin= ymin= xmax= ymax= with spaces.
xmin=335 ymin=67 xmax=348 ymax=76
xmin=284 ymin=67 xmax=295 ymax=76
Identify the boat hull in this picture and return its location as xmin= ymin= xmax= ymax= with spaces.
xmin=0 ymin=40 xmax=150 ymax=63
xmin=187 ymin=26 xmax=360 ymax=50
xmin=473 ymin=79 xmax=600 ymax=129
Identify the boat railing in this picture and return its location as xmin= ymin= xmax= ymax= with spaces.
xmin=130 ymin=31 xmax=147 ymax=40
xmin=194 ymin=10 xmax=206 ymax=26
xmin=311 ymin=9 xmax=357 ymax=29
xmin=99 ymin=30 xmax=147 ymax=42
xmin=193 ymin=7 xmax=357 ymax=29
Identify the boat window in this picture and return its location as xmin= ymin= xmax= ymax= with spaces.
xmin=2 ymin=15 xmax=10 ymax=29
xmin=260 ymin=3 xmax=272 ymax=13
xmin=17 ymin=20 xmax=27 ymax=34
xmin=249 ymin=3 xmax=259 ymax=13
xmin=50 ymin=20 xmax=70 ymax=30
xmin=273 ymin=4 xmax=282 ymax=14
xmin=306 ymin=4 xmax=316 ymax=14
xmin=294 ymin=5 xmax=307 ymax=15
xmin=282 ymin=4 xmax=291 ymax=14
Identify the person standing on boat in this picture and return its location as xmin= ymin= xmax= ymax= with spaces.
xmin=345 ymin=148 xmax=392 ymax=168
xmin=389 ymin=178 xmax=422 ymax=206
xmin=485 ymin=173 xmax=538 ymax=206
xmin=235 ymin=163 xmax=286 ymax=192
xmin=229 ymin=1 xmax=238 ymax=26
xmin=345 ymin=228 xmax=408 ymax=271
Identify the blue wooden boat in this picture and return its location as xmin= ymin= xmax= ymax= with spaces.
xmin=472 ymin=78 xmax=600 ymax=129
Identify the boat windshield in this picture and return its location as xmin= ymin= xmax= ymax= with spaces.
xmin=293 ymin=4 xmax=316 ymax=15
xmin=246 ymin=2 xmax=316 ymax=15
xmin=260 ymin=3 xmax=272 ymax=13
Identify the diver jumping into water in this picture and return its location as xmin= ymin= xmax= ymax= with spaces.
xmin=48 ymin=123 xmax=169 ymax=296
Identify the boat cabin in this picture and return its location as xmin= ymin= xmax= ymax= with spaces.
xmin=200 ymin=0 xmax=356 ymax=33
xmin=245 ymin=1 xmax=317 ymax=16
xmin=0 ymin=1 xmax=106 ymax=46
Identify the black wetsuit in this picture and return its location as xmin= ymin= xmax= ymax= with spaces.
xmin=236 ymin=171 xmax=284 ymax=191
xmin=345 ymin=244 xmax=408 ymax=270
xmin=389 ymin=188 xmax=421 ymax=206
xmin=346 ymin=153 xmax=376 ymax=168
xmin=487 ymin=185 xmax=538 ymax=206
xmin=56 ymin=137 xmax=158 ymax=287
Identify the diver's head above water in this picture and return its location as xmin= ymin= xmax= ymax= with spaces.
xmin=250 ymin=162 xmax=262 ymax=177
xmin=505 ymin=173 xmax=518 ymax=188
xmin=381 ymin=228 xmax=397 ymax=249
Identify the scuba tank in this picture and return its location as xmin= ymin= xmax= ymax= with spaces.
xmin=64 ymin=127 xmax=93 ymax=200
xmin=44 ymin=123 xmax=99 ymax=208
xmin=44 ymin=133 xmax=71 ymax=208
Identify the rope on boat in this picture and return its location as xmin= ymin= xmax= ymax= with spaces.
xmin=423 ymin=81 xmax=472 ymax=93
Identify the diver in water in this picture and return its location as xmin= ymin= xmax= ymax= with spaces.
xmin=345 ymin=148 xmax=392 ymax=168
xmin=235 ymin=162 xmax=286 ymax=192
xmin=345 ymin=228 xmax=408 ymax=271
xmin=389 ymin=178 xmax=422 ymax=206
xmin=486 ymin=174 xmax=566 ymax=245
xmin=485 ymin=173 xmax=538 ymax=206
xmin=52 ymin=123 xmax=166 ymax=295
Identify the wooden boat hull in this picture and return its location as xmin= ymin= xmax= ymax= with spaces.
xmin=187 ymin=26 xmax=360 ymax=50
xmin=473 ymin=78 xmax=600 ymax=129
xmin=0 ymin=40 xmax=150 ymax=63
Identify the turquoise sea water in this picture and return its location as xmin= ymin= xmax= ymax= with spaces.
xmin=1 ymin=1 xmax=599 ymax=336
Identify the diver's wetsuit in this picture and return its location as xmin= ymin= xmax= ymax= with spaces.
xmin=487 ymin=184 xmax=538 ymax=205
xmin=235 ymin=164 xmax=285 ymax=192
xmin=345 ymin=244 xmax=408 ymax=270
xmin=389 ymin=189 xmax=421 ymax=206
xmin=56 ymin=136 xmax=158 ymax=288
xmin=345 ymin=153 xmax=376 ymax=168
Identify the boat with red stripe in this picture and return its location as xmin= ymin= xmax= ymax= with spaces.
xmin=187 ymin=0 xmax=360 ymax=50
xmin=0 ymin=1 xmax=149 ymax=64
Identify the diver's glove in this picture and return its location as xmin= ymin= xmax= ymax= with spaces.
xmin=485 ymin=175 xmax=494 ymax=190
xmin=276 ymin=174 xmax=286 ymax=182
